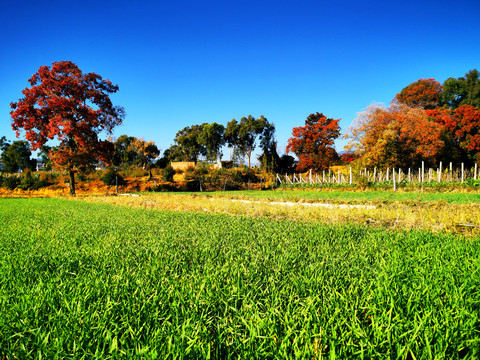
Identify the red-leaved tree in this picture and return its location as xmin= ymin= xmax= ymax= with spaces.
xmin=286 ymin=112 xmax=340 ymax=171
xmin=10 ymin=61 xmax=125 ymax=194
xmin=394 ymin=78 xmax=443 ymax=109
xmin=428 ymin=105 xmax=480 ymax=161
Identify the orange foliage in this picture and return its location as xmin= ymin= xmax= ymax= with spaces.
xmin=394 ymin=78 xmax=442 ymax=109
xmin=346 ymin=104 xmax=444 ymax=167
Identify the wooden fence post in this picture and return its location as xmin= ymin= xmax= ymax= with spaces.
xmin=408 ymin=168 xmax=411 ymax=182
xmin=439 ymin=161 xmax=442 ymax=182
xmin=422 ymin=161 xmax=425 ymax=184
xmin=393 ymin=168 xmax=396 ymax=191
xmin=449 ymin=162 xmax=453 ymax=182
xmin=461 ymin=163 xmax=464 ymax=183
xmin=475 ymin=163 xmax=478 ymax=181
xmin=349 ymin=166 xmax=352 ymax=184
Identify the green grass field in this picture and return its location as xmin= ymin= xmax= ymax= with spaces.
xmin=1 ymin=198 xmax=480 ymax=358
xmin=184 ymin=189 xmax=480 ymax=204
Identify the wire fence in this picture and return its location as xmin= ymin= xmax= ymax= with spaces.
xmin=276 ymin=161 xmax=479 ymax=189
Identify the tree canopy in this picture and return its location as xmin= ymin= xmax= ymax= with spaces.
xmin=172 ymin=124 xmax=208 ymax=162
xmin=345 ymin=104 xmax=445 ymax=168
xmin=225 ymin=115 xmax=271 ymax=167
xmin=0 ymin=140 xmax=36 ymax=173
xmin=287 ymin=112 xmax=340 ymax=171
xmin=442 ymin=69 xmax=480 ymax=109
xmin=10 ymin=61 xmax=124 ymax=194
xmin=198 ymin=123 xmax=225 ymax=162
xmin=394 ymin=78 xmax=443 ymax=109
xmin=111 ymin=135 xmax=160 ymax=168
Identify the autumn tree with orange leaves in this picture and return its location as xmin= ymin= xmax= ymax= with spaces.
xmin=10 ymin=61 xmax=125 ymax=195
xmin=345 ymin=104 xmax=445 ymax=168
xmin=394 ymin=78 xmax=443 ymax=109
xmin=287 ymin=113 xmax=340 ymax=171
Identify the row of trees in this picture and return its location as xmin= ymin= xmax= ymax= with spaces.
xmin=5 ymin=60 xmax=480 ymax=194
xmin=345 ymin=70 xmax=480 ymax=169
xmin=163 ymin=115 xmax=273 ymax=168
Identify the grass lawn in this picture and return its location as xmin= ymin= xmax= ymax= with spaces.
xmin=1 ymin=198 xmax=479 ymax=358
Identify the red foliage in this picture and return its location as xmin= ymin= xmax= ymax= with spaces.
xmin=10 ymin=61 xmax=124 ymax=194
xmin=452 ymin=105 xmax=480 ymax=153
xmin=286 ymin=113 xmax=340 ymax=171
xmin=394 ymin=78 xmax=443 ymax=109
xmin=427 ymin=105 xmax=480 ymax=159
xmin=339 ymin=152 xmax=359 ymax=164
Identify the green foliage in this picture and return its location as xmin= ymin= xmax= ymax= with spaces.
xmin=442 ymin=69 xmax=480 ymax=109
xmin=0 ymin=140 xmax=36 ymax=173
xmin=112 ymin=135 xmax=160 ymax=168
xmin=0 ymin=172 xmax=53 ymax=190
xmin=187 ymin=167 xmax=261 ymax=191
xmin=101 ymin=169 xmax=125 ymax=186
xmin=4 ymin=175 xmax=21 ymax=190
xmin=198 ymin=122 xmax=225 ymax=162
xmin=160 ymin=164 xmax=175 ymax=182
xmin=0 ymin=199 xmax=479 ymax=358
xmin=172 ymin=124 xmax=208 ymax=161
xmin=18 ymin=170 xmax=36 ymax=190
xmin=226 ymin=115 xmax=271 ymax=167
xmin=120 ymin=166 xmax=149 ymax=178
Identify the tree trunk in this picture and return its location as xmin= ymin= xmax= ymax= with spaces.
xmin=69 ymin=169 xmax=76 ymax=196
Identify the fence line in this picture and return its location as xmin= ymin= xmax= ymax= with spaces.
xmin=275 ymin=161 xmax=479 ymax=186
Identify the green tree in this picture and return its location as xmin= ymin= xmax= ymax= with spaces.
xmin=225 ymin=115 xmax=269 ymax=167
xmin=1 ymin=140 xmax=36 ymax=173
xmin=112 ymin=135 xmax=138 ymax=167
xmin=111 ymin=135 xmax=160 ymax=168
xmin=0 ymin=136 xmax=9 ymax=152
xmin=442 ymin=69 xmax=480 ymax=109
xmin=198 ymin=123 xmax=225 ymax=162
xmin=257 ymin=121 xmax=279 ymax=172
xmin=173 ymin=124 xmax=208 ymax=161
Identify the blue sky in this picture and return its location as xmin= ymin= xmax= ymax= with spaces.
xmin=1 ymin=0 xmax=479 ymax=162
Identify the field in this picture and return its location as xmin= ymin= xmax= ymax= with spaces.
xmin=1 ymin=196 xmax=480 ymax=358
xmin=182 ymin=189 xmax=480 ymax=204
xmin=79 ymin=190 xmax=480 ymax=233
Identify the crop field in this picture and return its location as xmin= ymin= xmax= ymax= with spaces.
xmin=80 ymin=190 xmax=480 ymax=233
xmin=187 ymin=189 xmax=480 ymax=205
xmin=1 ymin=197 xmax=480 ymax=359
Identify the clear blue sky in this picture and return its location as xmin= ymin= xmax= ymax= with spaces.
xmin=1 ymin=0 xmax=479 ymax=161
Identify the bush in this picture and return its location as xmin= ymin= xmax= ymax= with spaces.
xmin=18 ymin=171 xmax=36 ymax=190
xmin=5 ymin=176 xmax=21 ymax=190
xmin=160 ymin=164 xmax=175 ymax=182
xmin=356 ymin=176 xmax=371 ymax=190
xmin=101 ymin=170 xmax=125 ymax=186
